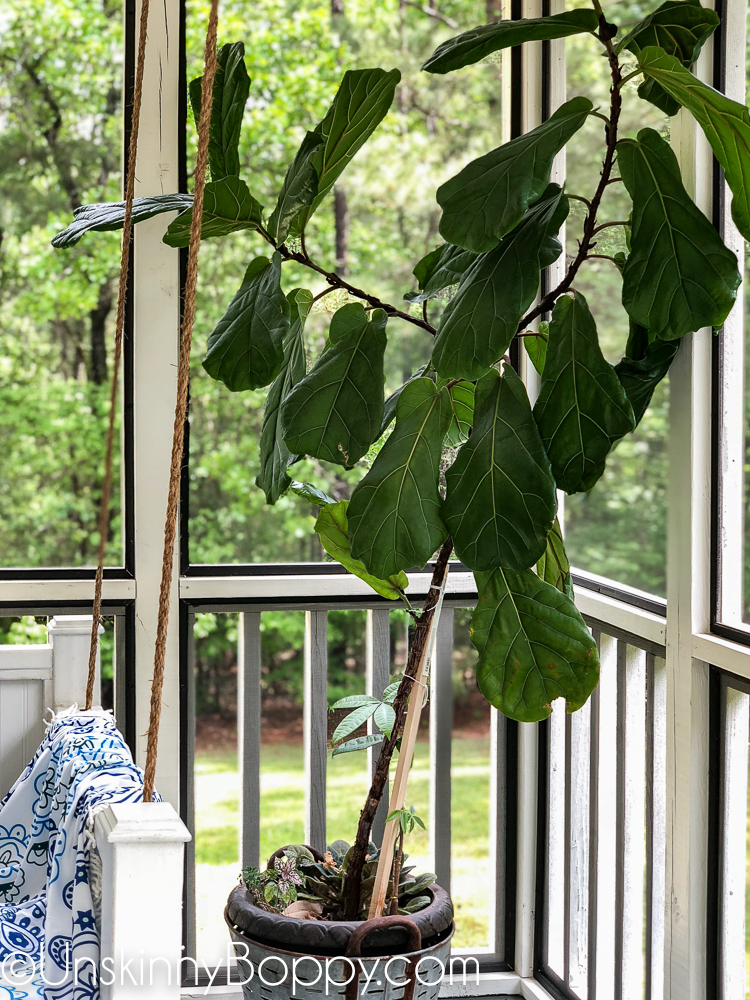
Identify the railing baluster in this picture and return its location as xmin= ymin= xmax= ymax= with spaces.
xmin=184 ymin=611 xmax=197 ymax=964
xmin=547 ymin=699 xmax=567 ymax=977
xmin=645 ymin=652 xmax=655 ymax=1000
xmin=568 ymin=695 xmax=592 ymax=998
xmin=304 ymin=610 xmax=328 ymax=853
xmin=621 ymin=644 xmax=647 ymax=999
xmin=595 ymin=633 xmax=618 ymax=1000
xmin=489 ymin=705 xmax=507 ymax=959
xmin=239 ymin=612 xmax=262 ymax=869
xmin=720 ymin=684 xmax=749 ymax=996
xmin=587 ymin=636 xmax=601 ymax=1000
xmin=429 ymin=606 xmax=453 ymax=894
xmin=648 ymin=655 xmax=667 ymax=1000
xmin=614 ymin=641 xmax=626 ymax=1000
xmin=366 ymin=608 xmax=391 ymax=846
xmin=564 ymin=711 xmax=572 ymax=987
xmin=114 ymin=613 xmax=127 ymax=732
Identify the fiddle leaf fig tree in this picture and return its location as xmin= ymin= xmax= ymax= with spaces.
xmin=54 ymin=1 xmax=744 ymax=918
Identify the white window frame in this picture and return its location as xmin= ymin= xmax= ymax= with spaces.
xmin=7 ymin=0 xmax=750 ymax=996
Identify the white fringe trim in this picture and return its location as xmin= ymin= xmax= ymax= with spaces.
xmin=44 ymin=704 xmax=114 ymax=728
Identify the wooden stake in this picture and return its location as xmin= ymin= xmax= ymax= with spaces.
xmin=367 ymin=571 xmax=448 ymax=918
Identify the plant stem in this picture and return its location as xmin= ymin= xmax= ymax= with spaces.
xmin=618 ymin=68 xmax=643 ymax=89
xmin=567 ymin=194 xmax=592 ymax=210
xmin=516 ymin=10 xmax=623 ymax=333
xmin=340 ymin=537 xmax=453 ymax=919
xmin=256 ymin=227 xmax=436 ymax=336
xmin=388 ymin=831 xmax=404 ymax=916
xmin=593 ymin=220 xmax=629 ymax=235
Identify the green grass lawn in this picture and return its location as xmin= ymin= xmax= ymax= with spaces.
xmin=194 ymin=735 xmax=493 ymax=951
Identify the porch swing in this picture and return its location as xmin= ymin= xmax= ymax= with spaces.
xmin=0 ymin=1 xmax=220 ymax=995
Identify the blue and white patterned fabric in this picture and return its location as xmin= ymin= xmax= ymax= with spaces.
xmin=0 ymin=710 xmax=152 ymax=1000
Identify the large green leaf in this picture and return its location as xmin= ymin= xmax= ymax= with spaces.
xmin=444 ymin=365 xmax=556 ymax=572
xmin=270 ymin=69 xmax=400 ymax=242
xmin=536 ymin=517 xmax=573 ymax=600
xmin=348 ymin=378 xmax=452 ymax=579
xmin=281 ymin=304 xmax=387 ymax=468
xmin=614 ymin=322 xmax=679 ymax=425
xmin=471 ymin=566 xmax=599 ymax=722
xmin=332 ymin=734 xmax=383 ymax=757
xmin=437 ymin=97 xmax=591 ymax=253
xmin=431 ymin=185 xmax=567 ymax=381
xmin=523 ymin=322 xmax=549 ymax=376
xmin=256 ymin=289 xmax=312 ymax=504
xmin=380 ymin=365 xmax=430 ymax=434
xmin=533 ymin=293 xmax=636 ymax=494
xmin=404 ymin=244 xmax=478 ymax=303
xmin=422 ymin=9 xmax=599 ymax=74
xmin=290 ymin=481 xmax=336 ymax=507
xmin=617 ymin=129 xmax=739 ymax=340
xmin=203 ymin=253 xmax=289 ymax=391
xmin=443 ymin=379 xmax=475 ymax=447
xmin=637 ymin=46 xmax=750 ymax=240
xmin=373 ymin=703 xmax=395 ymax=738
xmin=51 ymin=194 xmax=193 ymax=248
xmin=617 ymin=0 xmax=718 ymax=61
xmin=302 ymin=69 xmax=401 ymax=223
xmin=617 ymin=0 xmax=718 ymax=116
xmin=266 ymin=131 xmax=324 ymax=245
xmin=313 ymin=500 xmax=409 ymax=600
xmin=332 ymin=702 xmax=379 ymax=744
xmin=162 ymin=176 xmax=263 ymax=248
xmin=189 ymin=42 xmax=250 ymax=181
xmin=330 ymin=694 xmax=380 ymax=710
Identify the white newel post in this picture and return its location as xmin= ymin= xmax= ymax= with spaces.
xmin=48 ymin=616 xmax=104 ymax=710
xmin=95 ymin=802 xmax=190 ymax=999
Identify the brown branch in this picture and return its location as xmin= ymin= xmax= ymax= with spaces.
xmin=341 ymin=537 xmax=453 ymax=919
xmin=516 ymin=11 xmax=622 ymax=333
xmin=259 ymin=230 xmax=436 ymax=335
xmin=586 ymin=253 xmax=619 ymax=265
xmin=403 ymin=1 xmax=459 ymax=28
xmin=593 ymin=220 xmax=629 ymax=235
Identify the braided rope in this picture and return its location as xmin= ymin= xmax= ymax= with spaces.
xmin=85 ymin=0 xmax=152 ymax=710
xmin=142 ymin=0 xmax=220 ymax=802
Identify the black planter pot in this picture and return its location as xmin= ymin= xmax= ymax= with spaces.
xmin=225 ymin=882 xmax=454 ymax=957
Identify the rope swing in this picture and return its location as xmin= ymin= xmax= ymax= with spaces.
xmin=85 ymin=0 xmax=221 ymax=803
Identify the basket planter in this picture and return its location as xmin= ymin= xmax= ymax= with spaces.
xmin=225 ymin=883 xmax=454 ymax=1000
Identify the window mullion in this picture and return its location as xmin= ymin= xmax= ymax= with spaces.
xmin=663 ymin=24 xmax=716 ymax=1000
xmin=716 ymin=0 xmax=747 ymax=629
xmin=512 ymin=0 xmax=548 ymax=979
xmin=131 ymin=0 xmax=183 ymax=807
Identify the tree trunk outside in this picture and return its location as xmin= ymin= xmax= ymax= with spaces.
xmin=333 ymin=187 xmax=349 ymax=277
xmin=89 ymin=282 xmax=112 ymax=385
xmin=486 ymin=0 xmax=503 ymax=21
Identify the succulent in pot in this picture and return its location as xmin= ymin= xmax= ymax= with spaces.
xmin=226 ymin=842 xmax=454 ymax=1000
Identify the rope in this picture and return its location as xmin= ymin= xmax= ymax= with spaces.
xmin=143 ymin=0 xmax=220 ymax=802
xmin=85 ymin=0 xmax=152 ymax=710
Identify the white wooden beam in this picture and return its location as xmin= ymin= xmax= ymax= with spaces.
xmin=714 ymin=0 xmax=747 ymax=628
xmin=180 ymin=570 xmax=477 ymax=602
xmin=95 ymin=801 xmax=190 ymax=999
xmin=132 ymin=0 xmax=182 ymax=808
xmin=49 ymin=615 xmax=102 ymax=710
xmin=0 ymin=579 xmax=134 ymax=604
xmin=663 ymin=30 xmax=714 ymax=994
xmin=573 ymin=586 xmax=666 ymax=648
